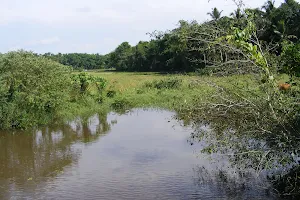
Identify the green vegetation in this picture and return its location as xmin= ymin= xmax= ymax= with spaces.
xmin=281 ymin=42 xmax=300 ymax=76
xmin=43 ymin=53 xmax=107 ymax=70
xmin=0 ymin=51 xmax=72 ymax=129
xmin=40 ymin=1 xmax=300 ymax=75
xmin=1 ymin=0 xmax=300 ymax=198
xmin=84 ymin=71 xmax=256 ymax=113
xmin=0 ymin=52 xmax=107 ymax=129
xmin=144 ymin=77 xmax=183 ymax=89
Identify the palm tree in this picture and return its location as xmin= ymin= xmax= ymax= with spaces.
xmin=262 ymin=0 xmax=276 ymax=16
xmin=230 ymin=8 xmax=244 ymax=20
xmin=207 ymin=7 xmax=223 ymax=20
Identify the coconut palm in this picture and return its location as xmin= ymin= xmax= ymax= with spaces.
xmin=230 ymin=8 xmax=244 ymax=20
xmin=262 ymin=0 xmax=276 ymax=16
xmin=207 ymin=7 xmax=223 ymax=20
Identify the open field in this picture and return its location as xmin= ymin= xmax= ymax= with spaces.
xmin=80 ymin=71 xmax=261 ymax=114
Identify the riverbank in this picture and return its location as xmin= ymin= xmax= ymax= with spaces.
xmin=53 ymin=71 xmax=300 ymax=197
xmin=2 ymin=67 xmax=299 ymax=197
xmin=0 ymin=51 xmax=263 ymax=129
xmin=67 ymin=71 xmax=261 ymax=121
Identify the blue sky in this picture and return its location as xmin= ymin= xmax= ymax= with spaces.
xmin=0 ymin=0 xmax=287 ymax=54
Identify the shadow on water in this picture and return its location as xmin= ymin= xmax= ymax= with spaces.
xmin=0 ymin=109 xmax=283 ymax=199
xmin=0 ymin=112 xmax=111 ymax=199
xmin=186 ymin=117 xmax=300 ymax=199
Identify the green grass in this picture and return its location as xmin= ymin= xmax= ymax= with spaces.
xmin=81 ymin=71 xmax=260 ymax=114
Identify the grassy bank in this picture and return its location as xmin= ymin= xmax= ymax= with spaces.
xmin=77 ymin=71 xmax=260 ymax=117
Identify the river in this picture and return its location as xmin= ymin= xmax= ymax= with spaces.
xmin=0 ymin=109 xmax=275 ymax=199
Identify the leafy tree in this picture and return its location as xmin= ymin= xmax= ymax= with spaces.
xmin=39 ymin=0 xmax=300 ymax=75
xmin=127 ymin=41 xmax=149 ymax=71
xmin=108 ymin=42 xmax=132 ymax=71
xmin=44 ymin=53 xmax=106 ymax=70
xmin=259 ymin=0 xmax=300 ymax=46
xmin=262 ymin=0 xmax=276 ymax=16
xmin=281 ymin=42 xmax=300 ymax=76
xmin=230 ymin=8 xmax=245 ymax=20
xmin=0 ymin=51 xmax=72 ymax=129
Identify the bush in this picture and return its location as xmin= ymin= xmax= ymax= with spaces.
xmin=281 ymin=43 xmax=300 ymax=77
xmin=95 ymin=77 xmax=107 ymax=94
xmin=196 ymin=67 xmax=214 ymax=76
xmin=0 ymin=51 xmax=72 ymax=129
xmin=111 ymin=98 xmax=132 ymax=110
xmin=144 ymin=78 xmax=182 ymax=89
xmin=71 ymin=72 xmax=107 ymax=97
xmin=71 ymin=72 xmax=95 ymax=93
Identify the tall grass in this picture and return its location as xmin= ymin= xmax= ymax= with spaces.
xmin=144 ymin=78 xmax=183 ymax=89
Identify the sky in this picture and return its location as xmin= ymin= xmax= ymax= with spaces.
xmin=0 ymin=0 xmax=287 ymax=54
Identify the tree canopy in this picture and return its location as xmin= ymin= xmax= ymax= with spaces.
xmin=43 ymin=53 xmax=108 ymax=70
xmin=26 ymin=0 xmax=300 ymax=74
xmin=103 ymin=0 xmax=300 ymax=73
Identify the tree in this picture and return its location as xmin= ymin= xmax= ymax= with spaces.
xmin=108 ymin=42 xmax=132 ymax=71
xmin=262 ymin=0 xmax=276 ymax=16
xmin=207 ymin=7 xmax=223 ymax=20
xmin=230 ymin=8 xmax=245 ymax=21
xmin=43 ymin=53 xmax=106 ymax=70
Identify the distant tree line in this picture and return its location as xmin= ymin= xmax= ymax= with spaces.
xmin=40 ymin=0 xmax=300 ymax=74
xmin=105 ymin=0 xmax=300 ymax=73
xmin=43 ymin=53 xmax=108 ymax=70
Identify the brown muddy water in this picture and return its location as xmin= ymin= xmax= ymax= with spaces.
xmin=0 ymin=109 xmax=275 ymax=200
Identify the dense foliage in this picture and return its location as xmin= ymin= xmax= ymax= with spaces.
xmin=71 ymin=72 xmax=107 ymax=103
xmin=37 ymin=1 xmax=300 ymax=74
xmin=281 ymin=42 xmax=300 ymax=76
xmin=105 ymin=0 xmax=300 ymax=73
xmin=43 ymin=53 xmax=107 ymax=70
xmin=0 ymin=52 xmax=107 ymax=129
xmin=0 ymin=51 xmax=72 ymax=128
xmin=173 ymin=0 xmax=300 ymax=197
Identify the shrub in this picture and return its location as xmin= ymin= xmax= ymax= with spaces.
xmin=111 ymin=98 xmax=132 ymax=110
xmin=71 ymin=72 xmax=107 ymax=98
xmin=281 ymin=42 xmax=300 ymax=77
xmin=0 ymin=51 xmax=72 ymax=129
xmin=71 ymin=72 xmax=95 ymax=93
xmin=196 ymin=67 xmax=214 ymax=76
xmin=144 ymin=78 xmax=182 ymax=89
xmin=95 ymin=77 xmax=107 ymax=94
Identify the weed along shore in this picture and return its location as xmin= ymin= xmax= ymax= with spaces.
xmin=1 ymin=0 xmax=300 ymax=199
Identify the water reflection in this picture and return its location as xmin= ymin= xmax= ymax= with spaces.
xmin=0 ymin=109 xmax=278 ymax=199
xmin=0 ymin=113 xmax=110 ymax=199
xmin=188 ymin=119 xmax=300 ymax=198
